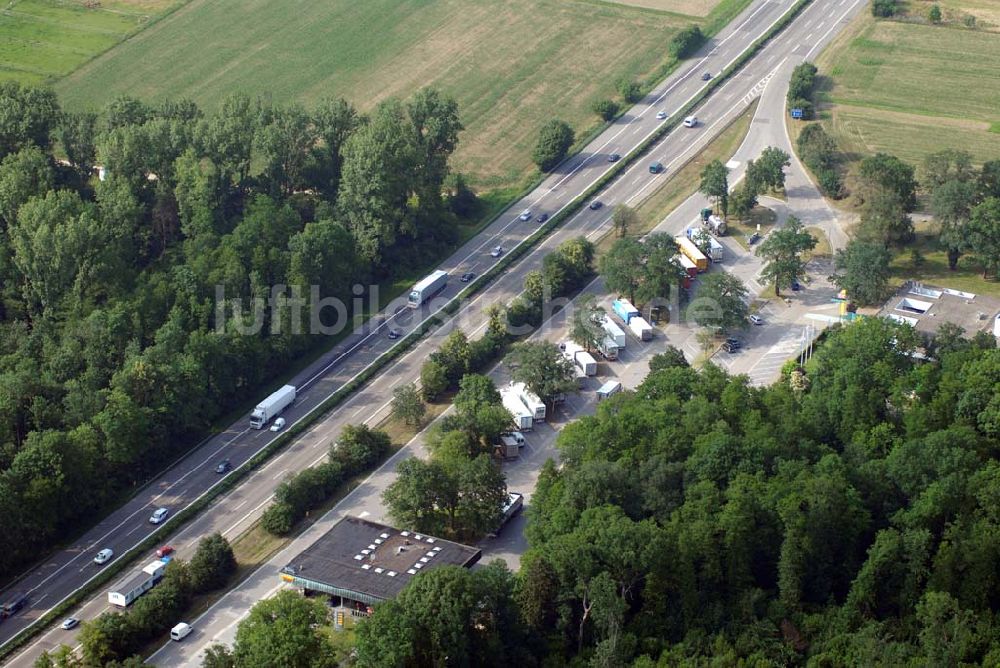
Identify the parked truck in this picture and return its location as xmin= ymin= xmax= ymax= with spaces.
xmin=686 ymin=227 xmax=724 ymax=262
xmin=512 ymin=382 xmax=546 ymax=422
xmin=706 ymin=237 xmax=724 ymax=262
xmin=611 ymin=298 xmax=640 ymax=325
xmin=599 ymin=336 xmax=620 ymax=361
xmin=675 ymin=236 xmax=708 ymax=272
xmin=561 ymin=341 xmax=597 ymax=376
xmin=611 ymin=299 xmax=653 ymax=341
xmin=250 ymin=385 xmax=296 ymax=429
xmin=602 ymin=315 xmax=627 ymax=349
xmin=628 ymin=316 xmax=654 ymax=341
xmin=407 ymin=270 xmax=448 ymax=308
xmin=706 ymin=214 xmax=727 ymax=236
xmin=501 ymin=390 xmax=534 ymax=431
xmin=677 ymin=254 xmax=697 ymax=288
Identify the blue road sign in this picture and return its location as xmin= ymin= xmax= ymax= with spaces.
xmin=790 ymin=108 xmax=804 ymax=119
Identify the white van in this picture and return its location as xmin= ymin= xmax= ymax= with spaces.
xmin=683 ymin=116 xmax=698 ymax=127
xmin=170 ymin=622 xmax=192 ymax=641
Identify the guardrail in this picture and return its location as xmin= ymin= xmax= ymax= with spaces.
xmin=0 ymin=0 xmax=814 ymax=659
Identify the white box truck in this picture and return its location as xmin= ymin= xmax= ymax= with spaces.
xmin=407 ymin=270 xmax=448 ymax=308
xmin=561 ymin=341 xmax=598 ymax=376
xmin=501 ymin=390 xmax=534 ymax=431
xmin=628 ymin=316 xmax=654 ymax=341
xmin=597 ymin=380 xmax=622 ymax=401
xmin=602 ymin=315 xmax=627 ymax=349
xmin=707 ymin=237 xmax=724 ymax=262
xmin=250 ymin=385 xmax=296 ymax=429
xmin=512 ymin=382 xmax=546 ymax=422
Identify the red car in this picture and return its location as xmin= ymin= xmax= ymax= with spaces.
xmin=156 ymin=545 xmax=174 ymax=558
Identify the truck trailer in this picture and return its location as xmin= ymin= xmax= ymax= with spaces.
xmin=677 ymin=254 xmax=697 ymax=288
xmin=561 ymin=341 xmax=597 ymax=376
xmin=706 ymin=214 xmax=727 ymax=236
xmin=675 ymin=236 xmax=708 ymax=272
xmin=706 ymin=237 xmax=724 ymax=262
xmin=250 ymin=385 xmax=296 ymax=429
xmin=628 ymin=316 xmax=654 ymax=341
xmin=512 ymin=382 xmax=546 ymax=422
xmin=501 ymin=390 xmax=534 ymax=431
xmin=601 ymin=315 xmax=627 ymax=349
xmin=407 ymin=270 xmax=449 ymax=308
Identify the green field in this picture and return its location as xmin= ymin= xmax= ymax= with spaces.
xmin=815 ymin=15 xmax=1000 ymax=166
xmin=53 ymin=0 xmax=738 ymax=189
xmin=0 ymin=0 xmax=179 ymax=85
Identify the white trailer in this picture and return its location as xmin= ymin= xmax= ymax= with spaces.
xmin=407 ymin=270 xmax=449 ymax=308
xmin=512 ymin=382 xmax=546 ymax=422
xmin=250 ymin=385 xmax=296 ymax=429
xmin=706 ymin=237 xmax=724 ymax=262
xmin=501 ymin=390 xmax=534 ymax=431
xmin=602 ymin=315 xmax=627 ymax=349
xmin=628 ymin=316 xmax=654 ymax=341
xmin=596 ymin=380 xmax=622 ymax=401
xmin=562 ymin=342 xmax=598 ymax=376
xmin=108 ymin=560 xmax=165 ymax=607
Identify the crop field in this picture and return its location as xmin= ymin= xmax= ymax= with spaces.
xmin=815 ymin=15 xmax=1000 ymax=166
xmin=54 ymin=0 xmax=737 ymax=189
xmin=0 ymin=0 xmax=179 ymax=85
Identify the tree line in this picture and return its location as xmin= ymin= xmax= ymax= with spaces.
xmin=357 ymin=317 xmax=1000 ymax=666
xmin=0 ymin=81 xmax=470 ymax=579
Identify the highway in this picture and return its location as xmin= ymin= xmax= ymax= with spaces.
xmin=144 ymin=0 xmax=863 ymax=655
xmin=1 ymin=0 xmax=864 ymax=664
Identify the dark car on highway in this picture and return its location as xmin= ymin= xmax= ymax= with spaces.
xmin=702 ymin=72 xmax=712 ymax=81
xmin=388 ymin=328 xmax=401 ymax=339
xmin=608 ymin=153 xmax=621 ymax=162
xmin=536 ymin=213 xmax=549 ymax=223
xmin=215 ymin=459 xmax=232 ymax=474
xmin=460 ymin=272 xmax=475 ymax=282
xmin=589 ymin=200 xmax=603 ymax=210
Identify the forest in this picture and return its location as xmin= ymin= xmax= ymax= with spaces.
xmin=0 ymin=81 xmax=468 ymax=579
xmin=351 ymin=318 xmax=1000 ymax=666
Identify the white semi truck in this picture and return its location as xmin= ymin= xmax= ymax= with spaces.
xmin=501 ymin=390 xmax=534 ymax=431
xmin=407 ymin=270 xmax=449 ymax=308
xmin=250 ymin=385 xmax=296 ymax=429
xmin=561 ymin=341 xmax=597 ymax=376
xmin=512 ymin=382 xmax=546 ymax=422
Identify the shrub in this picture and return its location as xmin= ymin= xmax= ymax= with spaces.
xmin=669 ymin=25 xmax=705 ymax=59
xmin=871 ymin=0 xmax=896 ymax=17
xmin=260 ymin=501 xmax=295 ymax=536
xmin=189 ymin=533 xmax=237 ymax=592
xmin=616 ymin=79 xmax=643 ymax=104
xmin=592 ymin=99 xmax=620 ymax=121
xmin=817 ymin=168 xmax=845 ymax=198
xmin=532 ymin=119 xmax=575 ymax=172
xmin=420 ymin=359 xmax=449 ymax=401
xmin=332 ymin=425 xmax=391 ymax=475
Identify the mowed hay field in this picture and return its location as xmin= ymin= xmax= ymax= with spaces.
xmin=55 ymin=0 xmax=720 ymax=188
xmin=0 ymin=0 xmax=180 ymax=85
xmin=815 ymin=15 xmax=1000 ymax=166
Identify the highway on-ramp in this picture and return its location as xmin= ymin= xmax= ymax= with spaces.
xmin=1 ymin=0 xmax=862 ymax=664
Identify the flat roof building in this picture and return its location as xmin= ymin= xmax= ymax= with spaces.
xmin=878 ymin=282 xmax=1000 ymax=341
xmin=279 ymin=516 xmax=481 ymax=608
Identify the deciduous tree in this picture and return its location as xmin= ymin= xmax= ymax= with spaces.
xmin=532 ymin=120 xmax=575 ymax=172
xmin=756 ymin=215 xmax=816 ymax=296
